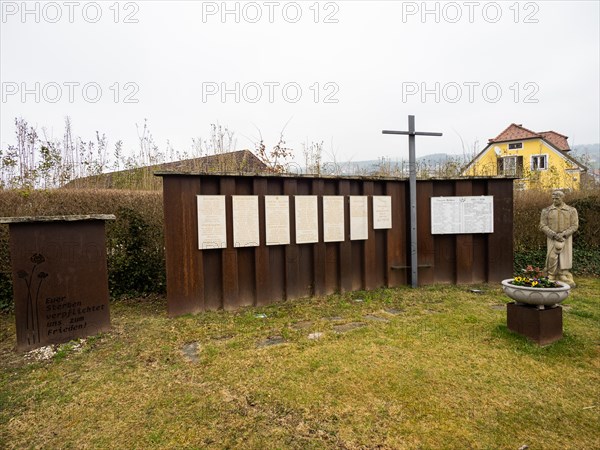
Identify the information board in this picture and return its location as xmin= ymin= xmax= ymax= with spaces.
xmin=373 ymin=196 xmax=392 ymax=229
xmin=233 ymin=195 xmax=260 ymax=247
xmin=431 ymin=196 xmax=494 ymax=234
xmin=295 ymin=196 xmax=319 ymax=244
xmin=350 ymin=196 xmax=368 ymax=240
xmin=323 ymin=196 xmax=345 ymax=242
xmin=197 ymin=195 xmax=227 ymax=249
xmin=265 ymin=196 xmax=290 ymax=245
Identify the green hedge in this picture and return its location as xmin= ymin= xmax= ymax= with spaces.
xmin=513 ymin=190 xmax=600 ymax=276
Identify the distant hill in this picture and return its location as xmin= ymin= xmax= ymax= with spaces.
xmin=322 ymin=153 xmax=471 ymax=176
xmin=327 ymin=145 xmax=599 ymax=175
xmin=571 ymin=144 xmax=599 ymax=170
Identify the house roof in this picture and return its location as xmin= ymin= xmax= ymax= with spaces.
xmin=156 ymin=150 xmax=267 ymax=173
xmin=488 ymin=123 xmax=539 ymax=143
xmin=463 ymin=123 xmax=586 ymax=175
xmin=63 ymin=150 xmax=268 ymax=190
xmin=537 ymin=131 xmax=570 ymax=151
xmin=488 ymin=123 xmax=571 ymax=151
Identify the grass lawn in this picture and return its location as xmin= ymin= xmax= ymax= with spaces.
xmin=1 ymin=279 xmax=599 ymax=449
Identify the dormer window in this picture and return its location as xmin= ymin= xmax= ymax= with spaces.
xmin=508 ymin=142 xmax=523 ymax=150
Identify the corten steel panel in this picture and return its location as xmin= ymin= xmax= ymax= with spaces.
xmin=487 ymin=179 xmax=514 ymax=282
xmin=267 ymin=179 xmax=286 ymax=302
xmin=283 ymin=179 xmax=301 ymax=300
xmin=164 ymin=176 xmax=205 ymax=316
xmin=434 ymin=234 xmax=456 ymax=284
xmin=200 ymin=176 xmax=223 ymax=310
xmin=254 ymin=178 xmax=270 ymax=306
xmin=455 ymin=180 xmax=474 ymax=284
xmin=221 ymin=178 xmax=240 ymax=310
xmin=203 ymin=250 xmax=223 ymax=310
xmin=350 ymin=181 xmax=364 ymax=291
xmin=363 ymin=181 xmax=376 ymax=291
xmin=9 ymin=221 xmax=111 ymax=351
xmin=471 ymin=181 xmax=488 ymax=283
xmin=373 ymin=183 xmax=387 ymax=288
xmin=297 ymin=246 xmax=313 ymax=297
xmin=433 ymin=181 xmax=456 ymax=284
xmin=297 ymin=179 xmax=315 ymax=298
xmin=338 ymin=180 xmax=353 ymax=293
xmin=237 ymin=248 xmax=256 ymax=307
xmin=313 ymin=179 xmax=327 ymax=297
xmin=416 ymin=181 xmax=435 ymax=286
xmin=374 ymin=229 xmax=386 ymax=288
xmin=351 ymin=241 xmax=364 ymax=291
xmin=235 ymin=177 xmax=256 ymax=308
xmin=324 ymin=243 xmax=339 ymax=295
xmin=386 ymin=181 xmax=407 ymax=287
xmin=471 ymin=235 xmax=487 ymax=283
xmin=324 ymin=180 xmax=340 ymax=295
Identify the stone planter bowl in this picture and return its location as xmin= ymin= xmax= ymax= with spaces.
xmin=501 ymin=279 xmax=571 ymax=308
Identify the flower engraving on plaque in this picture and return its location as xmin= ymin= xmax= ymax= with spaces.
xmin=18 ymin=253 xmax=49 ymax=346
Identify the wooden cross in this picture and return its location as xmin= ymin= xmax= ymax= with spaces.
xmin=382 ymin=115 xmax=443 ymax=287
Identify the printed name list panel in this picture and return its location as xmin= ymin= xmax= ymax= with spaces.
xmin=197 ymin=195 xmax=227 ymax=249
xmin=233 ymin=195 xmax=260 ymax=247
xmin=323 ymin=196 xmax=345 ymax=242
xmin=373 ymin=196 xmax=392 ymax=229
xmin=350 ymin=196 xmax=368 ymax=240
xmin=431 ymin=196 xmax=494 ymax=234
xmin=295 ymin=196 xmax=319 ymax=244
xmin=265 ymin=196 xmax=290 ymax=246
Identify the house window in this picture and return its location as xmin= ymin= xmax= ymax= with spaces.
xmin=508 ymin=142 xmax=523 ymax=150
xmin=498 ymin=156 xmax=523 ymax=177
xmin=531 ymin=155 xmax=548 ymax=171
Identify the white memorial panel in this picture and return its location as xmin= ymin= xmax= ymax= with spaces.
xmin=295 ymin=196 xmax=319 ymax=244
xmin=323 ymin=196 xmax=345 ymax=242
xmin=373 ymin=196 xmax=392 ymax=230
xmin=350 ymin=196 xmax=368 ymax=240
xmin=265 ymin=196 xmax=290 ymax=246
xmin=233 ymin=196 xmax=260 ymax=247
xmin=197 ymin=195 xmax=227 ymax=249
xmin=431 ymin=196 xmax=494 ymax=234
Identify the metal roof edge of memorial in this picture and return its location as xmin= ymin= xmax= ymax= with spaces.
xmin=154 ymin=171 xmax=520 ymax=182
xmin=0 ymin=215 xmax=116 ymax=224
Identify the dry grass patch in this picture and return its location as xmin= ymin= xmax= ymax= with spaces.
xmin=1 ymin=281 xmax=599 ymax=449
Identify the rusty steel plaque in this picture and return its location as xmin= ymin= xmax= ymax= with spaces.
xmin=2 ymin=216 xmax=114 ymax=352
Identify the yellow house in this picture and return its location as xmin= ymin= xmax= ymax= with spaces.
xmin=462 ymin=123 xmax=588 ymax=190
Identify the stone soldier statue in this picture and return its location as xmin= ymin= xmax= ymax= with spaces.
xmin=539 ymin=190 xmax=578 ymax=286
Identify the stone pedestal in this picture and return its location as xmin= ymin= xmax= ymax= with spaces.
xmin=507 ymin=303 xmax=563 ymax=345
xmin=0 ymin=215 xmax=115 ymax=352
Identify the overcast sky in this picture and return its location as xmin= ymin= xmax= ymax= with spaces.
xmin=1 ymin=0 xmax=599 ymax=165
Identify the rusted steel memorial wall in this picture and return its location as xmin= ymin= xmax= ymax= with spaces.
xmin=158 ymin=173 xmax=513 ymax=316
